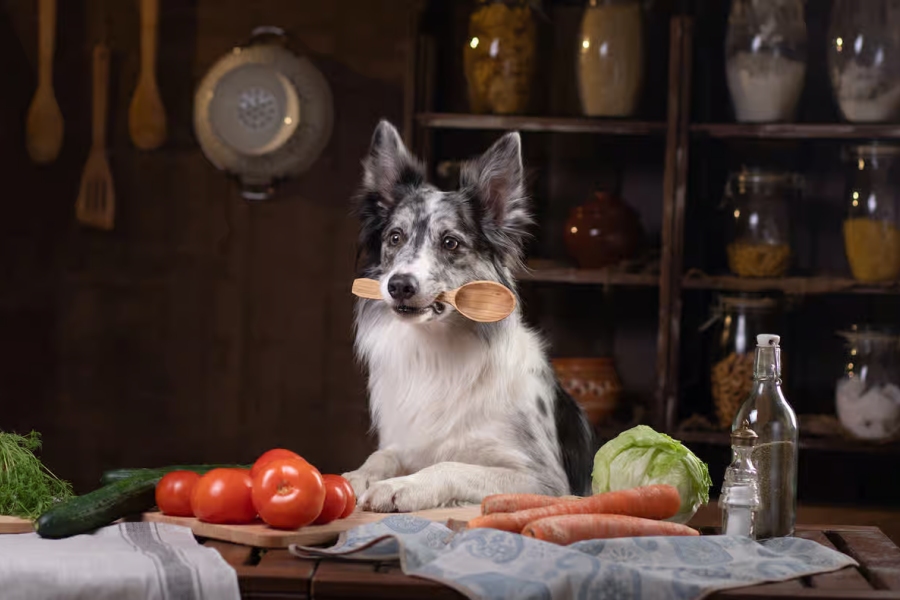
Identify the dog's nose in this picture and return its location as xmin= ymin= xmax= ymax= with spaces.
xmin=387 ymin=274 xmax=418 ymax=301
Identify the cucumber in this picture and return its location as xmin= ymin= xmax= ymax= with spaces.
xmin=99 ymin=464 xmax=249 ymax=486
xmin=35 ymin=471 xmax=161 ymax=539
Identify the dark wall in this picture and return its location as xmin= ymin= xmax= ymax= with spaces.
xmin=0 ymin=0 xmax=418 ymax=492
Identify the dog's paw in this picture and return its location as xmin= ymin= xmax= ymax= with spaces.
xmin=359 ymin=475 xmax=444 ymax=513
xmin=341 ymin=469 xmax=384 ymax=499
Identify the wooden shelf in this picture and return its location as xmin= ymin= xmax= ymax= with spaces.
xmin=682 ymin=273 xmax=900 ymax=295
xmin=521 ymin=261 xmax=659 ymax=287
xmin=691 ymin=122 xmax=900 ymax=140
xmin=675 ymin=429 xmax=900 ymax=455
xmin=417 ymin=113 xmax=667 ymax=135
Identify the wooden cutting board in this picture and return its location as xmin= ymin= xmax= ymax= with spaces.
xmin=143 ymin=505 xmax=481 ymax=548
xmin=0 ymin=515 xmax=35 ymax=534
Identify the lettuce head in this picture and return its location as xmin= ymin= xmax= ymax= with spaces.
xmin=591 ymin=425 xmax=712 ymax=524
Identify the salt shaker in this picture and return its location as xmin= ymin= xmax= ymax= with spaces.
xmin=719 ymin=420 xmax=761 ymax=538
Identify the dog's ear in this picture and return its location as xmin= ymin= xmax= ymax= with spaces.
xmin=361 ymin=120 xmax=425 ymax=208
xmin=461 ymin=132 xmax=532 ymax=264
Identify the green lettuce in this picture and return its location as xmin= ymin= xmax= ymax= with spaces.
xmin=591 ymin=425 xmax=712 ymax=524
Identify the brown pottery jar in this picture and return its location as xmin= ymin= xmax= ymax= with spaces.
xmin=564 ymin=191 xmax=642 ymax=269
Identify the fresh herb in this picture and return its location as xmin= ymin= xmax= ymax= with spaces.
xmin=0 ymin=430 xmax=75 ymax=520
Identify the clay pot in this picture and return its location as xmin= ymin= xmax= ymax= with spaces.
xmin=563 ymin=191 xmax=642 ymax=269
xmin=551 ymin=357 xmax=623 ymax=427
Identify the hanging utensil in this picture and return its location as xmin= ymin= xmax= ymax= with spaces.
xmin=75 ymin=44 xmax=115 ymax=230
xmin=25 ymin=0 xmax=64 ymax=164
xmin=351 ymin=278 xmax=517 ymax=323
xmin=129 ymin=0 xmax=166 ymax=150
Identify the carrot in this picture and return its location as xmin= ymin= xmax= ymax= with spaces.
xmin=481 ymin=494 xmax=581 ymax=515
xmin=522 ymin=514 xmax=699 ymax=545
xmin=466 ymin=484 xmax=681 ymax=533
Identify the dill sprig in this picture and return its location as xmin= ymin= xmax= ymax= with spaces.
xmin=0 ymin=430 xmax=75 ymax=520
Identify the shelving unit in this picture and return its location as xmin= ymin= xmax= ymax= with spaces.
xmin=405 ymin=0 xmax=900 ymax=503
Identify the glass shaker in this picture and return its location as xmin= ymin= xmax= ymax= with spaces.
xmin=725 ymin=0 xmax=807 ymax=123
xmin=733 ymin=334 xmax=799 ymax=540
xmin=842 ymin=143 xmax=900 ymax=282
xmin=463 ymin=0 xmax=538 ymax=115
xmin=835 ymin=327 xmax=900 ymax=441
xmin=719 ymin=420 xmax=761 ymax=538
xmin=724 ymin=168 xmax=801 ymax=278
xmin=706 ymin=294 xmax=781 ymax=429
xmin=577 ymin=0 xmax=645 ymax=117
xmin=828 ymin=0 xmax=900 ymax=123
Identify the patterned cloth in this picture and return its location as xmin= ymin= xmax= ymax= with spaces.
xmin=290 ymin=515 xmax=858 ymax=600
xmin=0 ymin=522 xmax=239 ymax=600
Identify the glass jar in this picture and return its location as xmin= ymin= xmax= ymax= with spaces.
xmin=828 ymin=0 xmax=900 ymax=123
xmin=577 ymin=0 xmax=645 ymax=117
xmin=724 ymin=168 xmax=801 ymax=278
xmin=463 ymin=0 xmax=537 ymax=115
xmin=706 ymin=294 xmax=782 ymax=429
xmin=725 ymin=0 xmax=807 ymax=123
xmin=842 ymin=143 xmax=900 ymax=282
xmin=835 ymin=327 xmax=900 ymax=441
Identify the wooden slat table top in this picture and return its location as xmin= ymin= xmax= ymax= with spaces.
xmin=202 ymin=525 xmax=900 ymax=600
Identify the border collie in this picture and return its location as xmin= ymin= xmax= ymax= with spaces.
xmin=342 ymin=120 xmax=593 ymax=512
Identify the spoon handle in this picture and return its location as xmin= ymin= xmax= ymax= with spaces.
xmin=139 ymin=0 xmax=159 ymax=76
xmin=351 ymin=278 xmax=382 ymax=300
xmin=37 ymin=0 xmax=56 ymax=88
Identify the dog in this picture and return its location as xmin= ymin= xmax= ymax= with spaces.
xmin=342 ymin=120 xmax=593 ymax=512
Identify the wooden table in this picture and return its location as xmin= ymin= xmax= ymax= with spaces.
xmin=203 ymin=524 xmax=900 ymax=600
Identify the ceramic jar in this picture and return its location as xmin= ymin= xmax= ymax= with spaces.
xmin=552 ymin=357 xmax=622 ymax=426
xmin=564 ymin=191 xmax=642 ymax=269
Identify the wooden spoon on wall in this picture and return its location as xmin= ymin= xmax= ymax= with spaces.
xmin=129 ymin=0 xmax=167 ymax=150
xmin=351 ymin=278 xmax=517 ymax=323
xmin=25 ymin=0 xmax=64 ymax=164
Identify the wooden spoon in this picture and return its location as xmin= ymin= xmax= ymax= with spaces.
xmin=351 ymin=278 xmax=516 ymax=323
xmin=75 ymin=44 xmax=115 ymax=231
xmin=128 ymin=0 xmax=167 ymax=150
xmin=26 ymin=0 xmax=64 ymax=164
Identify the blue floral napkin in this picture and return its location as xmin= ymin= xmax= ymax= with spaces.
xmin=289 ymin=515 xmax=857 ymax=600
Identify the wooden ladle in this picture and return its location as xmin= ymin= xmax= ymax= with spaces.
xmin=129 ymin=0 xmax=167 ymax=150
xmin=351 ymin=278 xmax=516 ymax=323
xmin=26 ymin=0 xmax=64 ymax=164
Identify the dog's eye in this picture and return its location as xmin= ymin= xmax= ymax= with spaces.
xmin=442 ymin=236 xmax=459 ymax=251
xmin=389 ymin=232 xmax=402 ymax=246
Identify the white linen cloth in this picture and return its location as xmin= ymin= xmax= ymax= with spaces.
xmin=0 ymin=521 xmax=240 ymax=600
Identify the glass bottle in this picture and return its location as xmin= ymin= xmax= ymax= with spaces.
xmin=719 ymin=420 xmax=761 ymax=538
xmin=828 ymin=0 xmax=900 ymax=123
xmin=577 ymin=0 xmax=645 ymax=117
xmin=463 ymin=0 xmax=537 ymax=115
xmin=842 ymin=143 xmax=900 ymax=283
xmin=725 ymin=0 xmax=807 ymax=123
xmin=732 ymin=333 xmax=798 ymax=540
xmin=724 ymin=168 xmax=802 ymax=278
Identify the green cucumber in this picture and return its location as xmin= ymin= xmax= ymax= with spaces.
xmin=35 ymin=471 xmax=161 ymax=539
xmin=99 ymin=464 xmax=249 ymax=486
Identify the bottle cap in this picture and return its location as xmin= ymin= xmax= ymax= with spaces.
xmin=756 ymin=334 xmax=780 ymax=348
xmin=732 ymin=419 xmax=758 ymax=447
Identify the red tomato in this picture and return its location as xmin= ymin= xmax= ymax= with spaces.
xmin=333 ymin=475 xmax=357 ymax=518
xmin=252 ymin=459 xmax=325 ymax=530
xmin=313 ymin=475 xmax=349 ymax=525
xmin=155 ymin=471 xmax=201 ymax=517
xmin=250 ymin=448 xmax=308 ymax=480
xmin=191 ymin=468 xmax=257 ymax=524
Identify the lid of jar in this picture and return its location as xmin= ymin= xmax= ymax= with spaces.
xmin=719 ymin=294 xmax=780 ymax=310
xmin=731 ymin=420 xmax=758 ymax=447
xmin=836 ymin=327 xmax=900 ymax=344
xmin=733 ymin=167 xmax=801 ymax=186
xmin=757 ymin=333 xmax=780 ymax=347
xmin=848 ymin=142 xmax=900 ymax=159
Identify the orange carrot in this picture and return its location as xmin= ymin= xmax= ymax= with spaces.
xmin=467 ymin=484 xmax=681 ymax=533
xmin=522 ymin=514 xmax=699 ymax=545
xmin=481 ymin=494 xmax=581 ymax=515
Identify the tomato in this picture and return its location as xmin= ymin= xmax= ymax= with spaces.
xmin=191 ymin=468 xmax=257 ymax=524
xmin=313 ymin=475 xmax=349 ymax=525
xmin=155 ymin=471 xmax=201 ymax=517
xmin=250 ymin=448 xmax=308 ymax=480
xmin=252 ymin=458 xmax=325 ymax=530
xmin=332 ymin=475 xmax=356 ymax=518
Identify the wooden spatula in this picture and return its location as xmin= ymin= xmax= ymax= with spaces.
xmin=25 ymin=0 xmax=64 ymax=164
xmin=75 ymin=44 xmax=115 ymax=231
xmin=129 ymin=0 xmax=166 ymax=150
xmin=351 ymin=278 xmax=516 ymax=323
